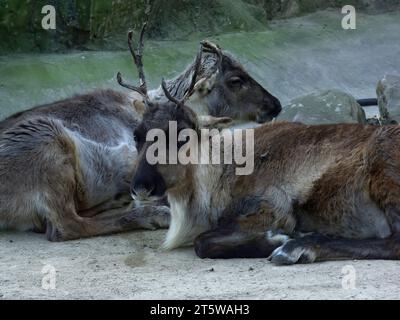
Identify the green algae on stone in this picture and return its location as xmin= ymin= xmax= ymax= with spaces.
xmin=3 ymin=0 xmax=399 ymax=53
xmin=277 ymin=90 xmax=367 ymax=124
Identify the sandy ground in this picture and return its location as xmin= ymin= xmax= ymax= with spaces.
xmin=0 ymin=229 xmax=399 ymax=300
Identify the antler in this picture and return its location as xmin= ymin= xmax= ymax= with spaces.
xmin=200 ymin=40 xmax=223 ymax=67
xmin=161 ymin=79 xmax=181 ymax=106
xmin=184 ymin=45 xmax=203 ymax=101
xmin=161 ymin=45 xmax=203 ymax=107
xmin=117 ymin=22 xmax=148 ymax=98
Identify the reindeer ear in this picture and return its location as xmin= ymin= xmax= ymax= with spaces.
xmin=133 ymin=99 xmax=146 ymax=116
xmin=193 ymin=75 xmax=216 ymax=97
xmin=198 ymin=115 xmax=233 ymax=129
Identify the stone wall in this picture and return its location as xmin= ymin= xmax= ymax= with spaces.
xmin=1 ymin=0 xmax=399 ymax=53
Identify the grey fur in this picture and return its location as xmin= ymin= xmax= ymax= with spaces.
xmin=0 ymin=41 xmax=280 ymax=241
xmin=0 ymin=90 xmax=170 ymax=240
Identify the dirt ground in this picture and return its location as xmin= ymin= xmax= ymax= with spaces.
xmin=0 ymin=229 xmax=399 ymax=300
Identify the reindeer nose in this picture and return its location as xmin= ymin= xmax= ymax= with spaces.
xmin=274 ymin=97 xmax=282 ymax=115
xmin=267 ymin=95 xmax=282 ymax=116
xmin=131 ymin=179 xmax=160 ymax=199
xmin=131 ymin=163 xmax=167 ymax=199
xmin=258 ymin=95 xmax=282 ymax=123
xmin=130 ymin=182 xmax=153 ymax=197
xmin=273 ymin=96 xmax=282 ymax=115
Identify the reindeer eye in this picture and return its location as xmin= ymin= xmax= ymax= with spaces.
xmin=227 ymin=76 xmax=244 ymax=88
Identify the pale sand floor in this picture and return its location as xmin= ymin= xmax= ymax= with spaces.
xmin=1 ymin=230 xmax=399 ymax=299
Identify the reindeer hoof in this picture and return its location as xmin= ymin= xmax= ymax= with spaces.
xmin=268 ymin=241 xmax=316 ymax=265
xmin=46 ymin=221 xmax=63 ymax=242
xmin=143 ymin=206 xmax=170 ymax=229
xmin=134 ymin=206 xmax=171 ymax=230
xmin=153 ymin=206 xmax=171 ymax=229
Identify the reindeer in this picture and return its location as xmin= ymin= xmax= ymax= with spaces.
xmin=0 ymin=25 xmax=281 ymax=241
xmin=151 ymin=41 xmax=281 ymax=123
xmin=131 ymin=54 xmax=400 ymax=264
xmin=117 ymin=36 xmax=281 ymax=124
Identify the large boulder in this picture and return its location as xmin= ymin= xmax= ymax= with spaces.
xmin=377 ymin=75 xmax=400 ymax=124
xmin=277 ymin=90 xmax=367 ymax=125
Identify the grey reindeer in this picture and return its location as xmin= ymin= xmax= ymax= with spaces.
xmin=0 ymin=25 xmax=281 ymax=241
xmin=117 ymin=31 xmax=281 ymax=124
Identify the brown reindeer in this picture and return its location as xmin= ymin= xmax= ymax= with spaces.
xmin=131 ymin=61 xmax=400 ymax=264
xmin=0 ymin=26 xmax=281 ymax=241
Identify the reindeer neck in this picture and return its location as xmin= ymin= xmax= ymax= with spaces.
xmin=164 ymin=159 xmax=228 ymax=251
xmin=186 ymin=97 xmax=210 ymax=116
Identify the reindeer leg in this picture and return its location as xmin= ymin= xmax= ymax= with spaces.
xmin=46 ymin=204 xmax=170 ymax=242
xmin=269 ymin=233 xmax=400 ymax=265
xmin=78 ymin=196 xmax=132 ymax=218
xmin=194 ymin=228 xmax=290 ymax=259
xmin=195 ymin=194 xmax=297 ymax=259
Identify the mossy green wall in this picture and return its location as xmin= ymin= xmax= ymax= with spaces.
xmin=0 ymin=0 xmax=398 ymax=53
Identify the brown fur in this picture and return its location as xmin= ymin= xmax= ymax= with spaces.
xmin=132 ymin=100 xmax=400 ymax=263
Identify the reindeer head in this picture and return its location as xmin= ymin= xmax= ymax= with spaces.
xmin=129 ymin=45 xmax=208 ymax=202
xmin=190 ymin=41 xmax=282 ymax=123
xmin=118 ymin=25 xmax=281 ymax=123
xmin=131 ymin=102 xmax=200 ymax=201
xmin=118 ymin=26 xmax=274 ymax=201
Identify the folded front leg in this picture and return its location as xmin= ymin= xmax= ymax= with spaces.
xmin=46 ymin=204 xmax=170 ymax=242
xmin=269 ymin=233 xmax=400 ymax=265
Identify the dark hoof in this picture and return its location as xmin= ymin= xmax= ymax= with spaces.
xmin=152 ymin=206 xmax=171 ymax=229
xmin=46 ymin=221 xmax=63 ymax=242
xmin=194 ymin=237 xmax=210 ymax=259
xmin=268 ymin=241 xmax=316 ymax=265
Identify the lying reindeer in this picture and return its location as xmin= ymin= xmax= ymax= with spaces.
xmin=0 ymin=25 xmax=281 ymax=241
xmin=131 ymin=51 xmax=400 ymax=264
xmin=146 ymin=41 xmax=281 ymax=124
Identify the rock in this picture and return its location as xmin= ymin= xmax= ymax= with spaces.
xmin=366 ymin=117 xmax=381 ymax=126
xmin=277 ymin=89 xmax=367 ymax=125
xmin=377 ymin=75 xmax=400 ymax=124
